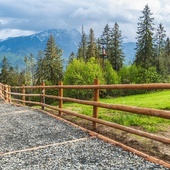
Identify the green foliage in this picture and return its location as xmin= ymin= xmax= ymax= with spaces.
xmin=0 ymin=57 xmax=25 ymax=85
xmin=24 ymin=54 xmax=35 ymax=86
xmin=100 ymin=23 xmax=124 ymax=71
xmin=64 ymin=58 xmax=105 ymax=99
xmin=35 ymin=35 xmax=63 ymax=85
xmin=0 ymin=56 xmax=9 ymax=84
xmin=118 ymin=65 xmax=162 ymax=95
xmin=77 ymin=26 xmax=87 ymax=61
xmin=103 ymin=60 xmax=120 ymax=96
xmin=109 ymin=22 xmax=125 ymax=71
xmin=135 ymin=4 xmax=155 ymax=69
xmin=64 ymin=90 xmax=170 ymax=133
xmin=86 ymin=28 xmax=98 ymax=61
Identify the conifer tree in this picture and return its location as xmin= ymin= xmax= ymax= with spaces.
xmin=154 ymin=23 xmax=166 ymax=73
xmin=163 ymin=37 xmax=170 ymax=76
xmin=100 ymin=24 xmax=111 ymax=56
xmin=86 ymin=28 xmax=97 ymax=62
xmin=134 ymin=4 xmax=155 ymax=69
xmin=155 ymin=23 xmax=166 ymax=56
xmin=35 ymin=50 xmax=44 ymax=84
xmin=36 ymin=35 xmax=63 ymax=85
xmin=77 ymin=26 xmax=87 ymax=61
xmin=0 ymin=56 xmax=9 ymax=84
xmin=109 ymin=22 xmax=124 ymax=71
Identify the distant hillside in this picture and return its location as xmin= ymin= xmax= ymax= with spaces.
xmin=123 ymin=42 xmax=136 ymax=65
xmin=0 ymin=29 xmax=81 ymax=68
xmin=0 ymin=29 xmax=136 ymax=68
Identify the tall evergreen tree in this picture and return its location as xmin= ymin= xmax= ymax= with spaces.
xmin=163 ymin=37 xmax=170 ymax=76
xmin=24 ymin=54 xmax=35 ymax=85
xmin=109 ymin=22 xmax=125 ymax=71
xmin=155 ymin=23 xmax=166 ymax=56
xmin=134 ymin=4 xmax=155 ymax=69
xmin=0 ymin=56 xmax=9 ymax=84
xmin=154 ymin=23 xmax=166 ymax=73
xmin=35 ymin=50 xmax=44 ymax=84
xmin=77 ymin=26 xmax=87 ymax=61
xmin=86 ymin=28 xmax=97 ymax=62
xmin=100 ymin=24 xmax=111 ymax=56
xmin=36 ymin=35 xmax=63 ymax=85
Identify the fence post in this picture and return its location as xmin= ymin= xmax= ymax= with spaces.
xmin=58 ymin=81 xmax=63 ymax=116
xmin=41 ymin=81 xmax=45 ymax=110
xmin=93 ymin=79 xmax=99 ymax=130
xmin=2 ymin=84 xmax=4 ymax=100
xmin=0 ymin=83 xmax=2 ymax=99
xmin=5 ymin=84 xmax=8 ymax=102
xmin=22 ymin=84 xmax=25 ymax=105
xmin=8 ymin=85 xmax=11 ymax=103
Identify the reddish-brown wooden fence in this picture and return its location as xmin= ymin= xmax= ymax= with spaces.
xmin=0 ymin=80 xmax=170 ymax=144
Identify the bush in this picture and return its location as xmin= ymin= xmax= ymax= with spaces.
xmin=64 ymin=58 xmax=105 ymax=99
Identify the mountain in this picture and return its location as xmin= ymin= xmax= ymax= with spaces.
xmin=0 ymin=29 xmax=81 ymax=68
xmin=0 ymin=28 xmax=136 ymax=69
xmin=123 ymin=42 xmax=136 ymax=64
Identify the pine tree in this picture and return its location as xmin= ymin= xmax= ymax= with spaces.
xmin=67 ymin=52 xmax=75 ymax=65
xmin=35 ymin=50 xmax=44 ymax=84
xmin=155 ymin=23 xmax=166 ymax=56
xmin=24 ymin=54 xmax=35 ymax=85
xmin=77 ymin=26 xmax=87 ymax=61
xmin=134 ymin=4 xmax=155 ymax=69
xmin=0 ymin=56 xmax=9 ymax=84
xmin=163 ymin=37 xmax=170 ymax=76
xmin=100 ymin=24 xmax=111 ymax=56
xmin=36 ymin=35 xmax=63 ymax=85
xmin=154 ymin=23 xmax=166 ymax=73
xmin=109 ymin=22 xmax=125 ymax=71
xmin=86 ymin=28 xmax=97 ymax=62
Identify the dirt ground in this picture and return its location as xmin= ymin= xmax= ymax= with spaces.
xmin=59 ymin=114 xmax=170 ymax=164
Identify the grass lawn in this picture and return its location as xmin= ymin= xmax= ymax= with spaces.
xmin=63 ymin=90 xmax=170 ymax=133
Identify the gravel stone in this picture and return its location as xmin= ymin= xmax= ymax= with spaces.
xmin=0 ymin=100 xmax=169 ymax=169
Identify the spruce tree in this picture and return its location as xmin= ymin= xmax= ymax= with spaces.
xmin=0 ymin=56 xmax=9 ymax=84
xmin=35 ymin=50 xmax=44 ymax=84
xmin=154 ymin=23 xmax=166 ymax=73
xmin=77 ymin=26 xmax=87 ymax=61
xmin=109 ymin=22 xmax=124 ymax=71
xmin=163 ymin=37 xmax=170 ymax=76
xmin=86 ymin=28 xmax=97 ymax=62
xmin=100 ymin=24 xmax=111 ymax=56
xmin=36 ymin=35 xmax=63 ymax=85
xmin=134 ymin=4 xmax=155 ymax=69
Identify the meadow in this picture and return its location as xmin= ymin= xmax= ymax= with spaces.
xmin=63 ymin=90 xmax=170 ymax=133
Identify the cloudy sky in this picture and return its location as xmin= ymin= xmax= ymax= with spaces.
xmin=0 ymin=0 xmax=170 ymax=42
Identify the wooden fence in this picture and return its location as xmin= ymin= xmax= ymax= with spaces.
xmin=0 ymin=80 xmax=170 ymax=145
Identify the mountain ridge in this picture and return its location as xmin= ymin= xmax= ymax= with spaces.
xmin=0 ymin=28 xmax=136 ymax=68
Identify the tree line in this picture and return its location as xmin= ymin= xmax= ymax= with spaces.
xmin=0 ymin=4 xmax=170 ymax=98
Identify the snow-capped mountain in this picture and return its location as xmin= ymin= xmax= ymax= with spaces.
xmin=0 ymin=29 xmax=81 ymax=68
xmin=0 ymin=28 xmax=136 ymax=69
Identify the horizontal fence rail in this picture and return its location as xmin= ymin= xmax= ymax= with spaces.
xmin=0 ymin=80 xmax=170 ymax=145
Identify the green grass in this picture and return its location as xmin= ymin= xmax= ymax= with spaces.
xmin=63 ymin=90 xmax=170 ymax=133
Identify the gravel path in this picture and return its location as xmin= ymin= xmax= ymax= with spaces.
xmin=0 ymin=101 xmax=169 ymax=169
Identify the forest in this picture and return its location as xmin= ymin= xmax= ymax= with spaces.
xmin=0 ymin=4 xmax=170 ymax=98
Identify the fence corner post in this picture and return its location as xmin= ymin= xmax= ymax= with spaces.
xmin=41 ymin=81 xmax=45 ymax=110
xmin=93 ymin=79 xmax=99 ymax=130
xmin=22 ymin=84 xmax=25 ymax=105
xmin=5 ymin=84 xmax=8 ymax=102
xmin=58 ymin=81 xmax=63 ymax=116
xmin=8 ymin=85 xmax=11 ymax=103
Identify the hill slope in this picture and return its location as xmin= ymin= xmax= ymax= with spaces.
xmin=0 ymin=29 xmax=136 ymax=68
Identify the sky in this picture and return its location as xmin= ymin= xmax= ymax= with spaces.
xmin=0 ymin=0 xmax=170 ymax=42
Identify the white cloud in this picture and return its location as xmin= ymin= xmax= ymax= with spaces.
xmin=0 ymin=29 xmax=35 ymax=40
xmin=0 ymin=0 xmax=170 ymax=42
